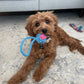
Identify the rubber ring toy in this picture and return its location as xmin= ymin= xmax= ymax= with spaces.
xmin=20 ymin=34 xmax=47 ymax=57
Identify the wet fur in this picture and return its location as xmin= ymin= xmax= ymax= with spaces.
xmin=7 ymin=11 xmax=84 ymax=84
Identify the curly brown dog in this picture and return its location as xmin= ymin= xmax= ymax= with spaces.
xmin=7 ymin=11 xmax=84 ymax=84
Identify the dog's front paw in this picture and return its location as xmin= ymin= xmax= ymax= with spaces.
xmin=33 ymin=72 xmax=41 ymax=82
xmin=7 ymin=79 xmax=19 ymax=84
xmin=33 ymin=69 xmax=44 ymax=82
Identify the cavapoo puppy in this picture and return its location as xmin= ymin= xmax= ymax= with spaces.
xmin=7 ymin=11 xmax=84 ymax=84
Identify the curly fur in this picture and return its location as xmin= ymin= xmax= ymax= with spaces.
xmin=7 ymin=11 xmax=84 ymax=84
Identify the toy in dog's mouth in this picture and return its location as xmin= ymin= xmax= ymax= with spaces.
xmin=39 ymin=34 xmax=51 ymax=49
xmin=40 ymin=34 xmax=49 ymax=40
xmin=40 ymin=34 xmax=51 ymax=43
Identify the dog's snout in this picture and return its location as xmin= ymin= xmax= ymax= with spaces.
xmin=42 ymin=28 xmax=47 ymax=34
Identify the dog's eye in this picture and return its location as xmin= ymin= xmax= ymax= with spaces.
xmin=35 ymin=23 xmax=40 ymax=27
xmin=46 ymin=20 xmax=50 ymax=24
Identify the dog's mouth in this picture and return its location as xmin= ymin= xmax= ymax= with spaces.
xmin=42 ymin=33 xmax=50 ymax=39
xmin=39 ymin=34 xmax=51 ymax=49
xmin=43 ymin=34 xmax=51 ymax=43
xmin=35 ymin=32 xmax=51 ymax=43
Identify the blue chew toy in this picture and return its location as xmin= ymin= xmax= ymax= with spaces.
xmin=69 ymin=23 xmax=83 ymax=32
xmin=20 ymin=34 xmax=47 ymax=57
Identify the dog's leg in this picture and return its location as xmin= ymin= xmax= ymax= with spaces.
xmin=33 ymin=52 xmax=56 ymax=82
xmin=68 ymin=38 xmax=84 ymax=55
xmin=7 ymin=54 xmax=37 ymax=84
xmin=58 ymin=26 xmax=84 ymax=55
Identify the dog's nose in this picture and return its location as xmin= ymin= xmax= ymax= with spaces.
xmin=42 ymin=28 xmax=47 ymax=34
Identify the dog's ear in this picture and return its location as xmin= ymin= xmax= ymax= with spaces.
xmin=25 ymin=15 xmax=35 ymax=36
xmin=48 ymin=12 xmax=58 ymax=32
xmin=52 ymin=15 xmax=58 ymax=32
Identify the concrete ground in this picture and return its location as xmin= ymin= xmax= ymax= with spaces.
xmin=0 ymin=12 xmax=84 ymax=84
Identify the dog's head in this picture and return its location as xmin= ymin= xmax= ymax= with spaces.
xmin=25 ymin=11 xmax=58 ymax=37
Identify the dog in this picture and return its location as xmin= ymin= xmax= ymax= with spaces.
xmin=7 ymin=11 xmax=84 ymax=84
